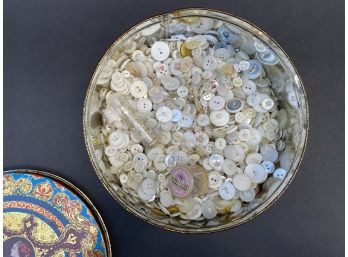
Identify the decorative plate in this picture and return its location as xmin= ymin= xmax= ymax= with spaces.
xmin=3 ymin=169 xmax=112 ymax=257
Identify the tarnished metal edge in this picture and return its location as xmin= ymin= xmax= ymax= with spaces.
xmin=3 ymin=169 xmax=113 ymax=255
xmin=82 ymin=7 xmax=309 ymax=234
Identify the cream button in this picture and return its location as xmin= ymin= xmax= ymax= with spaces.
xmin=202 ymin=200 xmax=218 ymax=219
xmin=232 ymin=174 xmax=252 ymax=191
xmin=210 ymin=110 xmax=229 ymax=126
xmin=136 ymin=98 xmax=152 ymax=113
xmin=197 ymin=113 xmax=210 ymax=126
xmin=208 ymin=171 xmax=223 ymax=189
xmin=169 ymin=58 xmax=183 ymax=76
xmin=244 ymin=164 xmax=267 ymax=184
xmin=261 ymin=161 xmax=275 ymax=173
xmin=180 ymin=56 xmax=193 ymax=72
xmin=160 ymin=75 xmax=180 ymax=91
xmin=156 ymin=106 xmax=173 ymax=122
xmin=151 ymin=41 xmax=170 ymax=61
xmin=218 ymin=181 xmax=236 ymax=200
xmin=222 ymin=159 xmax=237 ymax=177
xmin=232 ymin=76 xmax=243 ymax=87
xmin=245 ymin=153 xmax=263 ymax=164
xmin=209 ymin=96 xmax=226 ymax=111
xmin=234 ymin=112 xmax=245 ymax=123
xmin=215 ymin=138 xmax=227 ymax=151
xmin=226 ymin=98 xmax=244 ymax=113
xmin=119 ymin=174 xmax=128 ymax=184
xmin=202 ymin=55 xmax=217 ymax=71
xmin=130 ymin=80 xmax=148 ymax=98
xmin=160 ymin=190 xmax=174 ymax=207
xmin=273 ymin=168 xmax=287 ymax=179
xmin=177 ymin=86 xmax=189 ymax=97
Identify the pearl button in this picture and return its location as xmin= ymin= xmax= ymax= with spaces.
xmin=151 ymin=41 xmax=170 ymax=61
xmin=218 ymin=181 xmax=236 ymax=200
xmin=232 ymin=174 xmax=252 ymax=191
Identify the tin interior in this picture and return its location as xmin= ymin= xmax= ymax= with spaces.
xmin=83 ymin=8 xmax=308 ymax=233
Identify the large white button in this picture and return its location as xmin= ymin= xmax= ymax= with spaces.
xmin=136 ymin=98 xmax=152 ymax=113
xmin=208 ymin=171 xmax=222 ymax=189
xmin=160 ymin=190 xmax=174 ymax=207
xmin=209 ymin=96 xmax=225 ymax=111
xmin=202 ymin=200 xmax=217 ymax=219
xmin=151 ymin=41 xmax=170 ymax=61
xmin=160 ymin=75 xmax=180 ymax=91
xmin=186 ymin=204 xmax=202 ymax=220
xmin=244 ymin=164 xmax=267 ymax=184
xmin=210 ymin=110 xmax=229 ymax=126
xmin=209 ymin=154 xmax=224 ymax=170
xmin=218 ymin=181 xmax=236 ymax=200
xmin=137 ymin=186 xmax=155 ymax=202
xmin=130 ymin=80 xmax=148 ymax=98
xmin=222 ymin=159 xmax=237 ymax=176
xmin=260 ymin=144 xmax=279 ymax=162
xmin=156 ymin=106 xmax=173 ymax=122
xmin=232 ymin=174 xmax=252 ymax=191
xmin=223 ymin=145 xmax=245 ymax=162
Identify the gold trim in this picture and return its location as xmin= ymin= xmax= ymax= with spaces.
xmin=82 ymin=7 xmax=309 ymax=234
xmin=3 ymin=169 xmax=112 ymax=256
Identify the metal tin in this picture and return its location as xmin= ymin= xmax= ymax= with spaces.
xmin=83 ymin=8 xmax=309 ymax=233
xmin=3 ymin=169 xmax=112 ymax=256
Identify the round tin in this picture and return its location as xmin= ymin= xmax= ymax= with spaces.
xmin=3 ymin=169 xmax=112 ymax=256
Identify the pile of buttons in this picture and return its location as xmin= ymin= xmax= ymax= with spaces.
xmin=95 ymin=17 xmax=299 ymax=221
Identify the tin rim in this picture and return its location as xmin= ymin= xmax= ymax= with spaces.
xmin=4 ymin=169 xmax=112 ymax=256
xmin=82 ymin=7 xmax=309 ymax=234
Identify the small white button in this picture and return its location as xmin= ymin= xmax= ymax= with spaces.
xmin=130 ymin=80 xmax=148 ymax=98
xmin=210 ymin=110 xmax=229 ymax=126
xmin=234 ymin=112 xmax=245 ymax=123
xmin=218 ymin=181 xmax=236 ymax=200
xmin=209 ymin=154 xmax=224 ymax=170
xmin=151 ymin=41 xmax=170 ymax=61
xmin=177 ymin=86 xmax=189 ymax=97
xmin=240 ymin=188 xmax=256 ymax=202
xmin=208 ymin=96 xmax=226 ymax=111
xmin=247 ymin=94 xmax=260 ymax=107
xmin=197 ymin=113 xmax=210 ymax=126
xmin=242 ymin=80 xmax=257 ymax=95
xmin=238 ymin=129 xmax=251 ymax=142
xmin=164 ymin=154 xmax=177 ymax=168
xmin=154 ymin=154 xmax=167 ymax=171
xmin=239 ymin=60 xmax=250 ymax=71
xmin=222 ymin=159 xmax=237 ymax=177
xmin=208 ymin=171 xmax=223 ymax=189
xmin=273 ymin=168 xmax=287 ymax=179
xmin=171 ymin=109 xmax=182 ymax=122
xmin=160 ymin=190 xmax=174 ymax=207
xmin=156 ymin=106 xmax=173 ymax=122
xmin=233 ymin=174 xmax=252 ymax=191
xmin=202 ymin=55 xmax=217 ymax=71
xmin=215 ymin=138 xmax=227 ymax=151
xmin=179 ymin=113 xmax=193 ymax=128
xmin=104 ymin=145 xmax=118 ymax=157
xmin=155 ymin=63 xmax=170 ymax=78
xmin=244 ymin=164 xmax=267 ymax=184
xmin=140 ymin=178 xmax=156 ymax=195
xmin=136 ymin=98 xmax=152 ymax=113
xmin=261 ymin=161 xmax=275 ymax=173
xmin=202 ymin=200 xmax=218 ymax=219
xmin=246 ymin=153 xmax=263 ymax=164
xmin=195 ymin=131 xmax=209 ymax=146
xmin=119 ymin=174 xmax=128 ymax=184
xmin=174 ymin=151 xmax=189 ymax=165
xmin=232 ymin=76 xmax=243 ymax=87
xmin=260 ymin=144 xmax=279 ymax=162
xmin=261 ymin=97 xmax=275 ymax=110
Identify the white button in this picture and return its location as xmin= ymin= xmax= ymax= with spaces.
xmin=170 ymin=58 xmax=183 ymax=76
xmin=151 ymin=41 xmax=170 ymax=61
xmin=147 ymin=147 xmax=163 ymax=161
xmin=165 ymin=154 xmax=177 ymax=168
xmin=273 ymin=168 xmax=287 ymax=179
xmin=209 ymin=96 xmax=225 ymax=111
xmin=137 ymin=98 xmax=152 ymax=113
xmin=171 ymin=109 xmax=182 ymax=122
xmin=177 ymin=86 xmax=189 ymax=97
xmin=183 ymin=131 xmax=196 ymax=147
xmin=215 ymin=138 xmax=226 ymax=151
xmin=239 ymin=60 xmax=250 ymax=71
xmin=234 ymin=112 xmax=245 ymax=123
xmin=261 ymin=98 xmax=274 ymax=110
xmin=226 ymin=98 xmax=244 ymax=113
xmin=156 ymin=106 xmax=172 ymax=122
xmin=210 ymin=110 xmax=229 ymax=126
xmin=244 ymin=164 xmax=267 ymax=184
xmin=190 ymin=18 xmax=214 ymax=33
xmin=160 ymin=131 xmax=172 ymax=145
xmin=155 ymin=63 xmax=170 ymax=78
xmin=180 ymin=56 xmax=193 ymax=72
xmin=108 ymin=131 xmax=128 ymax=149
xmin=247 ymin=94 xmax=261 ymax=107
xmin=179 ymin=113 xmax=193 ymax=128
xmin=233 ymin=174 xmax=252 ymax=191
xmin=160 ymin=75 xmax=180 ymax=91
xmin=209 ymin=154 xmax=224 ymax=170
xmin=242 ymin=80 xmax=257 ymax=95
xmin=154 ymin=154 xmax=167 ymax=171
xmin=197 ymin=113 xmax=210 ymax=126
xmin=218 ymin=181 xmax=236 ymax=200
xmin=195 ymin=131 xmax=209 ymax=146
xmin=130 ymin=80 xmax=148 ymax=98
xmin=208 ymin=171 xmax=222 ymax=189
xmin=223 ymin=145 xmax=245 ymax=162
xmin=238 ymin=129 xmax=251 ymax=142
xmin=287 ymin=90 xmax=299 ymax=108
xmin=246 ymin=153 xmax=263 ymax=164
xmin=133 ymin=153 xmax=148 ymax=172
xmin=261 ymin=161 xmax=275 ymax=173
xmin=141 ymin=23 xmax=161 ymax=36
xmin=174 ymin=151 xmax=188 ymax=165
xmin=260 ymin=144 xmax=279 ymax=162
xmin=104 ymin=145 xmax=118 ymax=157
xmin=222 ymin=159 xmax=237 ymax=177
xmin=247 ymin=128 xmax=262 ymax=146
xmin=160 ymin=190 xmax=174 ymax=207
xmin=240 ymin=188 xmax=256 ymax=202
xmin=202 ymin=200 xmax=217 ymax=219
xmin=137 ymin=186 xmax=155 ymax=202
xmin=186 ymin=204 xmax=202 ymax=220
xmin=202 ymin=55 xmax=217 ymax=71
